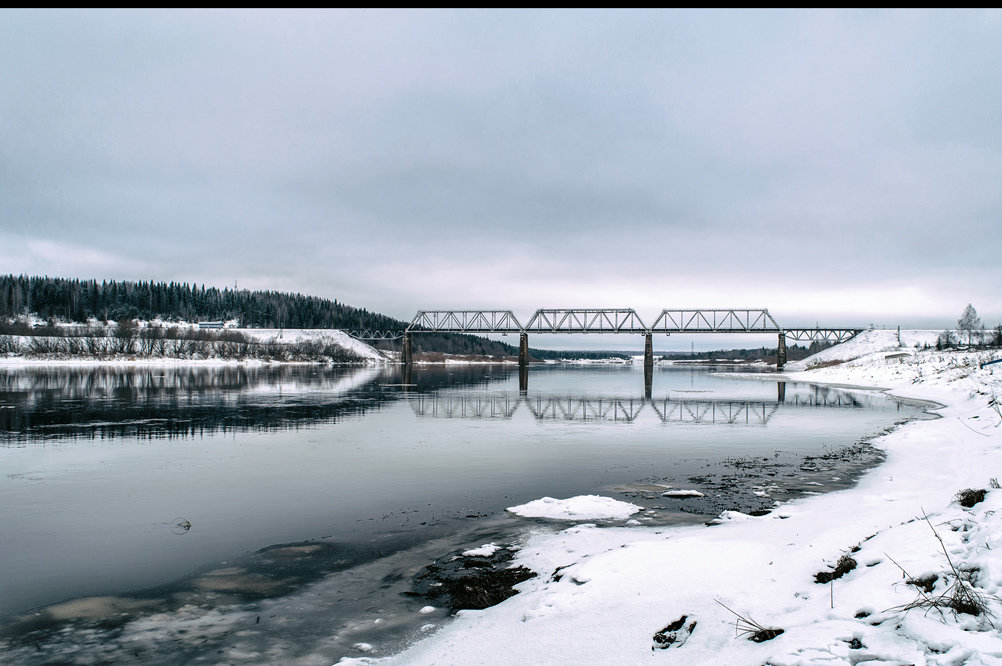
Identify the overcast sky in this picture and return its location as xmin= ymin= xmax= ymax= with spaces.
xmin=2 ymin=9 xmax=1000 ymax=332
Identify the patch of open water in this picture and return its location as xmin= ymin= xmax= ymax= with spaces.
xmin=0 ymin=363 xmax=927 ymax=663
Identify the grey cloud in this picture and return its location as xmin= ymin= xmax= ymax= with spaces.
xmin=1 ymin=10 xmax=1001 ymax=328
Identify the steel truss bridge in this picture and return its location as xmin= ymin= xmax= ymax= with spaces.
xmin=401 ymin=308 xmax=860 ymax=343
xmin=349 ymin=308 xmax=861 ymax=344
xmin=348 ymin=307 xmax=863 ymax=373
xmin=407 ymin=391 xmax=865 ymax=425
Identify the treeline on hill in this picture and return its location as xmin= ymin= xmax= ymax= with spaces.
xmin=661 ymin=342 xmax=826 ymax=362
xmin=0 ymin=274 xmax=402 ymax=330
xmin=375 ymin=335 xmax=627 ymax=360
xmin=529 ymin=348 xmax=632 ymax=360
xmin=0 ymin=274 xmax=532 ymax=357
xmin=378 ymin=333 xmax=519 ymax=358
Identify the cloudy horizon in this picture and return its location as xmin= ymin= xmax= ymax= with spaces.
xmin=2 ymin=9 xmax=1000 ymax=332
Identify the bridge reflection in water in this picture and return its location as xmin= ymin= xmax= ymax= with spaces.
xmin=408 ymin=382 xmax=867 ymax=425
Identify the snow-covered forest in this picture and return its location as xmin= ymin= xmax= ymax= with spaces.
xmin=0 ymin=274 xmax=401 ymax=330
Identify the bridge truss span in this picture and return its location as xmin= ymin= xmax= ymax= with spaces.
xmin=524 ymin=308 xmax=648 ymax=334
xmin=408 ymin=310 xmax=523 ymax=333
xmin=345 ymin=330 xmax=405 ymax=341
xmin=783 ymin=328 xmax=863 ymax=344
xmin=401 ymin=308 xmax=858 ymax=341
xmin=649 ymin=308 xmax=781 ymax=334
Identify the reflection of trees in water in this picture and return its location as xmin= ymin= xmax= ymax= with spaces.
xmin=0 ymin=365 xmax=366 ymax=396
xmin=0 ymin=364 xmax=512 ymax=395
xmin=0 ymin=390 xmax=390 ymax=441
xmin=0 ymin=365 xmax=518 ymax=441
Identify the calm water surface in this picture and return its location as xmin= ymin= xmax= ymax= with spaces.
xmin=0 ymin=363 xmax=925 ymax=663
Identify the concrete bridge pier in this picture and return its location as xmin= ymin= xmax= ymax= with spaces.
xmin=776 ymin=333 xmax=787 ymax=370
xmin=402 ymin=333 xmax=413 ymax=366
xmin=643 ymin=332 xmax=654 ymax=398
xmin=517 ymin=333 xmax=529 ymax=393
xmin=777 ymin=381 xmax=786 ymax=403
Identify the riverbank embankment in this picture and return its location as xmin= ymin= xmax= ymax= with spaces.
xmin=349 ymin=335 xmax=1002 ymax=665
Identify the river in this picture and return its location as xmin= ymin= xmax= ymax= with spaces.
xmin=0 ymin=363 xmax=926 ymax=664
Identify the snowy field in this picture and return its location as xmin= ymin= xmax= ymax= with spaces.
xmin=344 ymin=331 xmax=1002 ymax=665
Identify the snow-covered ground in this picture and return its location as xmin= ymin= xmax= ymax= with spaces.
xmin=785 ymin=328 xmax=943 ymax=371
xmin=236 ymin=328 xmax=388 ymax=362
xmin=507 ymin=496 xmax=644 ymax=521
xmin=344 ymin=331 xmax=1002 ymax=666
xmin=0 ymin=324 xmax=388 ymax=364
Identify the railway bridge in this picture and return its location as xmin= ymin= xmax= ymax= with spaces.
xmin=348 ymin=308 xmax=862 ymax=394
xmin=353 ymin=308 xmax=861 ymax=368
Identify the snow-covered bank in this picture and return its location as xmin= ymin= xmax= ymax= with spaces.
xmin=346 ymin=334 xmax=1002 ymax=665
xmin=231 ymin=328 xmax=388 ymax=362
xmin=0 ymin=327 xmax=388 ymax=364
xmin=784 ymin=328 xmax=942 ymax=371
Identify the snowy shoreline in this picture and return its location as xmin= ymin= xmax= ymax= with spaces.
xmin=0 ymin=327 xmax=389 ymax=365
xmin=345 ymin=332 xmax=1002 ymax=665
